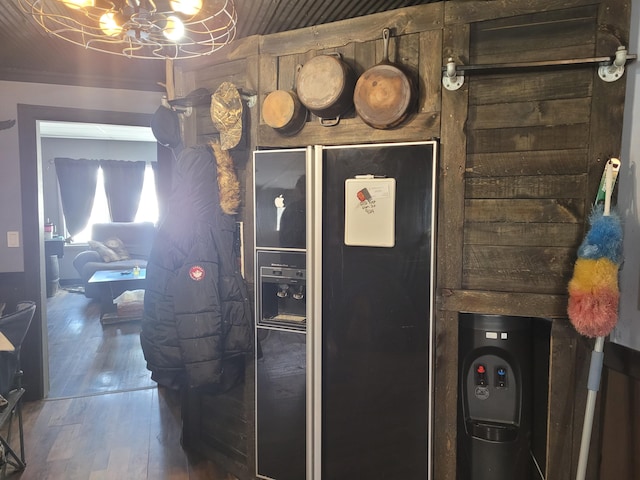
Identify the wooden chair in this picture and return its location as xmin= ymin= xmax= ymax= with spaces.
xmin=0 ymin=301 xmax=36 ymax=476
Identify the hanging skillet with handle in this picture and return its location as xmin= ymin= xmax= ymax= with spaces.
xmin=353 ymin=28 xmax=416 ymax=130
xmin=262 ymin=65 xmax=308 ymax=136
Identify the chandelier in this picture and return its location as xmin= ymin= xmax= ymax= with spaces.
xmin=19 ymin=0 xmax=237 ymax=60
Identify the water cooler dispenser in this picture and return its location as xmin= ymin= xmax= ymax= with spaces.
xmin=458 ymin=313 xmax=533 ymax=480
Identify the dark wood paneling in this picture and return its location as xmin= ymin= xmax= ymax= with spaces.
xmin=466 ymin=174 xmax=586 ymax=198
xmin=444 ymin=0 xmax=600 ymax=25
xmin=469 ymin=5 xmax=599 ymax=64
xmin=442 ymin=289 xmax=567 ymax=318
xmin=418 ymin=29 xmax=444 ymax=114
xmin=173 ymin=38 xmax=259 ymax=480
xmin=465 ymin=222 xmax=583 ymax=247
xmin=469 ymin=70 xmax=594 ymax=105
xmin=599 ymin=368 xmax=640 ymax=478
xmin=572 ymin=2 xmax=632 ymax=478
xmin=468 ymin=123 xmax=591 ymax=153
xmin=257 ymin=112 xmax=441 ymax=147
xmin=257 ymin=27 xmax=442 ymax=147
xmin=259 ymin=3 xmax=443 ymax=56
xmin=465 ymin=198 xmax=584 ymax=223
xmin=434 ymin=18 xmax=470 ymax=480
xmin=462 ymin=245 xmax=575 ymax=293
xmin=547 ymin=319 xmax=582 ymax=480
xmin=466 ymin=149 xmax=589 ymax=177
xmin=172 ymin=3 xmax=633 ymax=480
xmin=469 ymin=98 xmax=592 ymax=129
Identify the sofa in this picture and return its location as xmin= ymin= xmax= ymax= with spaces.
xmin=73 ymin=222 xmax=156 ymax=298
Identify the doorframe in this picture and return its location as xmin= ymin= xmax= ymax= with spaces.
xmin=17 ymin=104 xmax=153 ymax=400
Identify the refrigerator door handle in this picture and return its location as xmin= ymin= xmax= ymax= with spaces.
xmin=307 ymin=145 xmax=323 ymax=480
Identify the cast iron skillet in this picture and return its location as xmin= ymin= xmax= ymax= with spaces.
xmin=353 ymin=28 xmax=415 ymax=129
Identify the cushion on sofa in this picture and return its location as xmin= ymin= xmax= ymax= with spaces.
xmin=88 ymin=238 xmax=130 ymax=262
xmin=92 ymin=222 xmax=156 ymax=259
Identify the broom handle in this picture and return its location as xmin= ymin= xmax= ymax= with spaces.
xmin=575 ymin=336 xmax=605 ymax=480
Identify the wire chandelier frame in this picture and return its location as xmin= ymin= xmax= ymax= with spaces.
xmin=19 ymin=0 xmax=237 ymax=60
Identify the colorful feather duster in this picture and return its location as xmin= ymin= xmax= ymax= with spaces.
xmin=567 ymin=206 xmax=623 ymax=337
xmin=568 ymin=158 xmax=622 ymax=480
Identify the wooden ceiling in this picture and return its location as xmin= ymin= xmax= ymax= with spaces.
xmin=0 ymin=0 xmax=436 ymax=92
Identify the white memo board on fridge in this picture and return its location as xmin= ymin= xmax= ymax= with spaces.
xmin=344 ymin=176 xmax=396 ymax=247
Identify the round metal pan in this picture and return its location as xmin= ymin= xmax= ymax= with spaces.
xmin=262 ymin=89 xmax=308 ymax=136
xmin=296 ymin=53 xmax=357 ymax=126
xmin=353 ymin=28 xmax=415 ymax=130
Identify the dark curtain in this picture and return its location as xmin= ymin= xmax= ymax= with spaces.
xmin=153 ymin=144 xmax=175 ymax=222
xmin=54 ymin=158 xmax=99 ymax=238
xmin=100 ymin=160 xmax=146 ymax=222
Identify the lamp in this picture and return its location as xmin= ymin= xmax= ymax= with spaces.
xmin=19 ymin=0 xmax=237 ymax=60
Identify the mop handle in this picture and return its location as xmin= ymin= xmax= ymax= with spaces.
xmin=575 ymin=337 xmax=605 ymax=480
xmin=576 ymin=160 xmax=617 ymax=480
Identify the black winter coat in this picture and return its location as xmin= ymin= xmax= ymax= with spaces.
xmin=140 ymin=145 xmax=252 ymax=390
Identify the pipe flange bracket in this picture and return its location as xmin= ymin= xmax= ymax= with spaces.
xmin=598 ymin=46 xmax=628 ymax=82
xmin=442 ymin=59 xmax=464 ymax=91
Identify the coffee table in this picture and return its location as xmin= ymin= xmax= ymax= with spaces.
xmin=87 ymin=268 xmax=146 ymax=324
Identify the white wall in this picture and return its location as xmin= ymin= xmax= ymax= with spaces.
xmin=611 ymin=0 xmax=640 ymax=351
xmin=0 ymin=80 xmax=161 ymax=273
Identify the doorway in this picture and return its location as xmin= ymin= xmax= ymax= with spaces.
xmin=17 ymin=104 xmax=157 ymax=400
xmin=39 ymin=120 xmax=159 ymax=398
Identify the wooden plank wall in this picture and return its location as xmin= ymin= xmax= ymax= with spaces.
xmin=257 ymin=4 xmax=444 ymax=147
xmin=171 ymin=1 xmax=631 ymax=479
xmin=172 ymin=38 xmax=260 ymax=480
xmin=440 ymin=2 xmax=629 ymax=479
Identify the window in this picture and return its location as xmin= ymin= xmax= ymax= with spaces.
xmin=73 ymin=163 xmax=158 ymax=243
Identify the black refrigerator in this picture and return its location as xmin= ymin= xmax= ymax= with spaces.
xmin=254 ymin=142 xmax=437 ymax=480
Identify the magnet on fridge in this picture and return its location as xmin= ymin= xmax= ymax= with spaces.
xmin=344 ymin=177 xmax=396 ymax=247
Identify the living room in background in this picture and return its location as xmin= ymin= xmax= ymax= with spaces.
xmin=40 ymin=122 xmax=159 ymax=282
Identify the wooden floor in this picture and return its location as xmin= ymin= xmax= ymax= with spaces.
xmin=1 ymin=288 xmax=236 ymax=479
xmin=46 ymin=289 xmax=155 ymax=399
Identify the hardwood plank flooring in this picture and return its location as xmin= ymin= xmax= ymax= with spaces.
xmin=14 ymin=387 xmax=234 ymax=479
xmin=46 ymin=289 xmax=155 ymax=399
xmin=0 ymin=288 xmax=236 ymax=479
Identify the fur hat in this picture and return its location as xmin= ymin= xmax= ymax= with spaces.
xmin=210 ymin=82 xmax=243 ymax=151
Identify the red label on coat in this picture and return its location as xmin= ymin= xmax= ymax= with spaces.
xmin=189 ymin=265 xmax=205 ymax=281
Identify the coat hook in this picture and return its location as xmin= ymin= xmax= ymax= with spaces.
xmin=161 ymin=96 xmax=192 ymax=117
xmin=442 ymin=58 xmax=464 ymax=91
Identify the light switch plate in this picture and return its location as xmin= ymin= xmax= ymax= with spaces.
xmin=7 ymin=231 xmax=19 ymax=248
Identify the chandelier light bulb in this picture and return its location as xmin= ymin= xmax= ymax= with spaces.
xmin=163 ymin=15 xmax=185 ymax=41
xmin=99 ymin=11 xmax=123 ymax=37
xmin=170 ymin=0 xmax=203 ymax=16
xmin=20 ymin=0 xmax=237 ymax=59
